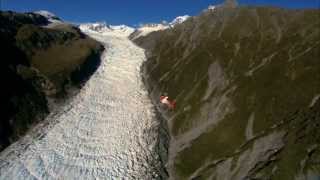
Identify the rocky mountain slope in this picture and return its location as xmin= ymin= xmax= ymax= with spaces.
xmin=0 ymin=11 xmax=103 ymax=152
xmin=133 ymin=3 xmax=320 ymax=180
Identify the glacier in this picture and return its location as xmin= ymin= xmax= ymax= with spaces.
xmin=0 ymin=25 xmax=164 ymax=179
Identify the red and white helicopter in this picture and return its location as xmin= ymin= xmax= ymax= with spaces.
xmin=160 ymin=95 xmax=176 ymax=110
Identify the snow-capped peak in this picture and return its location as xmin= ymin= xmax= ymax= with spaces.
xmin=208 ymin=5 xmax=216 ymax=11
xmin=130 ymin=23 xmax=168 ymax=40
xmin=34 ymin=10 xmax=62 ymax=24
xmin=80 ymin=22 xmax=110 ymax=33
xmin=130 ymin=15 xmax=191 ymax=40
xmin=110 ymin=24 xmax=134 ymax=32
xmin=205 ymin=0 xmax=238 ymax=12
xmin=34 ymin=10 xmax=57 ymax=19
xmin=169 ymin=15 xmax=190 ymax=27
xmin=79 ymin=22 xmax=135 ymax=37
xmin=33 ymin=10 xmax=63 ymax=28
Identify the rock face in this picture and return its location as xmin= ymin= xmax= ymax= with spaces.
xmin=133 ymin=5 xmax=320 ymax=180
xmin=0 ymin=11 xmax=103 ymax=152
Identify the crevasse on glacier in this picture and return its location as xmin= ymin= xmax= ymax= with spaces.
xmin=0 ymin=26 xmax=163 ymax=179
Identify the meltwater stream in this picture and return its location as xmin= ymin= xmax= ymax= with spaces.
xmin=0 ymin=30 xmax=165 ymax=179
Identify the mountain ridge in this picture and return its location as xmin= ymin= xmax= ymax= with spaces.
xmin=0 ymin=10 xmax=103 ymax=151
xmin=80 ymin=13 xmax=193 ymax=39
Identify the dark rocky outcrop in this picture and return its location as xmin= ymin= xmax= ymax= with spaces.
xmin=0 ymin=11 xmax=104 ymax=151
xmin=133 ymin=5 xmax=320 ymax=180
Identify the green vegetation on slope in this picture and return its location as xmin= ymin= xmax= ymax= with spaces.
xmin=134 ymin=6 xmax=320 ymax=179
xmin=15 ymin=23 xmax=102 ymax=93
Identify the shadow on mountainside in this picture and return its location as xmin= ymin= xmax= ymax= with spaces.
xmin=0 ymin=10 xmax=104 ymax=152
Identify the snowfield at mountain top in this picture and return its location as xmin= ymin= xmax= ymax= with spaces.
xmin=80 ymin=14 xmax=192 ymax=40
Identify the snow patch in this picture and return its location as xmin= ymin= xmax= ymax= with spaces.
xmin=131 ymin=24 xmax=168 ymax=40
xmin=34 ymin=10 xmax=57 ymax=19
xmin=34 ymin=10 xmax=62 ymax=24
xmin=208 ymin=5 xmax=216 ymax=10
xmin=131 ymin=15 xmax=191 ymax=40
xmin=169 ymin=15 xmax=190 ymax=27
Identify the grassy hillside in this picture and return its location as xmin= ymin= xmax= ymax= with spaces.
xmin=0 ymin=11 xmax=103 ymax=151
xmin=134 ymin=6 xmax=320 ymax=179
